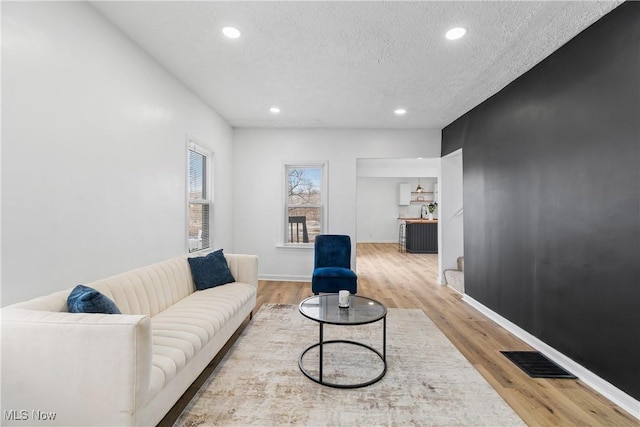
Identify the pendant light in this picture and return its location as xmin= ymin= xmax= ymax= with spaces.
xmin=416 ymin=178 xmax=424 ymax=193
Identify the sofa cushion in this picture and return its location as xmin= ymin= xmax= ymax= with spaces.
xmin=67 ymin=285 xmax=122 ymax=314
xmin=188 ymin=249 xmax=235 ymax=290
xmin=148 ymin=281 xmax=256 ymax=396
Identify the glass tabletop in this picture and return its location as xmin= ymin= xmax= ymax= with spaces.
xmin=299 ymin=294 xmax=387 ymax=325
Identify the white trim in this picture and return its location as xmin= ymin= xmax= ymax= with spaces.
xmin=276 ymin=244 xmax=314 ymax=250
xmin=446 ymin=284 xmax=463 ymax=294
xmin=463 ymin=294 xmax=640 ymax=419
xmin=439 ymin=147 xmax=463 ymax=284
xmin=443 ymin=148 xmax=463 ymax=159
xmin=259 ymin=274 xmax=312 ymax=282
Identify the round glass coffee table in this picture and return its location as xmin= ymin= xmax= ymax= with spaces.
xmin=298 ymin=294 xmax=387 ymax=388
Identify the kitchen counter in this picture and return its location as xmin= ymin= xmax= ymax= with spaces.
xmin=398 ymin=217 xmax=438 ymax=224
xmin=399 ymin=218 xmax=438 ymax=253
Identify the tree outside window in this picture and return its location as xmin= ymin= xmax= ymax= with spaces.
xmin=285 ymin=164 xmax=325 ymax=244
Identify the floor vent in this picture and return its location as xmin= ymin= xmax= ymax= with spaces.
xmin=501 ymin=351 xmax=577 ymax=379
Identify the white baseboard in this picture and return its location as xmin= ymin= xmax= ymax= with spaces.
xmin=463 ymin=294 xmax=640 ymax=419
xmin=445 ymin=283 xmax=464 ymax=294
xmin=259 ymin=274 xmax=311 ymax=283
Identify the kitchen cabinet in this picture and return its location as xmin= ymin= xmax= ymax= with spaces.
xmin=404 ymin=220 xmax=438 ymax=253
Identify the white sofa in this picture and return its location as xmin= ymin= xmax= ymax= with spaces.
xmin=1 ymin=251 xmax=258 ymax=426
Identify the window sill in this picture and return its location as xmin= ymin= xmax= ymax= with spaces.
xmin=276 ymin=244 xmax=314 ymax=250
xmin=188 ymin=247 xmax=211 ymax=254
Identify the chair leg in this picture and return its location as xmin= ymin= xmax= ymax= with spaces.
xmin=398 ymin=222 xmax=406 ymax=253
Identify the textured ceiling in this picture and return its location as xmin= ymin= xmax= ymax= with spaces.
xmin=91 ymin=1 xmax=621 ymax=129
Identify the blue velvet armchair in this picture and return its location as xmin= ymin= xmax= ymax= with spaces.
xmin=311 ymin=234 xmax=357 ymax=295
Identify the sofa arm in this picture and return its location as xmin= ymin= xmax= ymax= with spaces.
xmin=225 ymin=253 xmax=259 ymax=288
xmin=1 ymin=309 xmax=152 ymax=426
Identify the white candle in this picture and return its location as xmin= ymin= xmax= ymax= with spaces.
xmin=338 ymin=290 xmax=350 ymax=307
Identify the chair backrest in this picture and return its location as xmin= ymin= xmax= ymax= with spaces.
xmin=314 ymin=234 xmax=351 ymax=269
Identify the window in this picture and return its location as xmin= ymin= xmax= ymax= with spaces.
xmin=187 ymin=140 xmax=211 ymax=252
xmin=285 ymin=163 xmax=326 ymax=245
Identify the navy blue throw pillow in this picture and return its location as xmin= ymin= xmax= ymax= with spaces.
xmin=67 ymin=285 xmax=121 ymax=314
xmin=188 ymin=249 xmax=236 ymax=291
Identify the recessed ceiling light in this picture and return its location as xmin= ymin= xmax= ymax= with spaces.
xmin=270 ymin=107 xmax=281 ymax=114
xmin=222 ymin=27 xmax=241 ymax=39
xmin=394 ymin=108 xmax=407 ymax=115
xmin=446 ymin=27 xmax=467 ymax=40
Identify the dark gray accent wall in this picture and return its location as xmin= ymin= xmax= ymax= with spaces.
xmin=442 ymin=2 xmax=640 ymax=399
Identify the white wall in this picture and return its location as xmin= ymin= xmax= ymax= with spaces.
xmin=233 ymin=128 xmax=441 ymax=281
xmin=357 ymin=177 xmax=406 ymax=243
xmin=356 ymin=158 xmax=440 ymax=178
xmin=1 ymin=2 xmax=234 ymax=305
xmin=439 ymin=149 xmax=464 ymax=284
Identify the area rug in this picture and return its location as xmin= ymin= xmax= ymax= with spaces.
xmin=174 ymin=304 xmax=525 ymax=426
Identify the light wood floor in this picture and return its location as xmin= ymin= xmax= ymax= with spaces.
xmin=160 ymin=243 xmax=637 ymax=426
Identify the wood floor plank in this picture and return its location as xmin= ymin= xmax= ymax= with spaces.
xmin=159 ymin=243 xmax=637 ymax=427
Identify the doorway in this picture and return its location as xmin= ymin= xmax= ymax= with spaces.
xmin=354 ymin=157 xmax=441 ymax=277
xmin=438 ymin=149 xmax=464 ymax=287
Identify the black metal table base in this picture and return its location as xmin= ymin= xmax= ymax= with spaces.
xmin=298 ymin=317 xmax=387 ymax=389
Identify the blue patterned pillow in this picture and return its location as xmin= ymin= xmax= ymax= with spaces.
xmin=67 ymin=285 xmax=121 ymax=314
xmin=188 ymin=249 xmax=236 ymax=290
